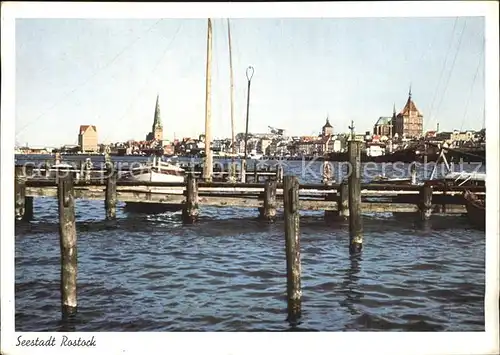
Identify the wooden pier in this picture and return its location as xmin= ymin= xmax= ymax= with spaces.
xmin=16 ymin=168 xmax=484 ymax=220
xmin=14 ymin=140 xmax=486 ymax=324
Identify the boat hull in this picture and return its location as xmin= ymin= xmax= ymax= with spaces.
xmin=127 ymin=170 xmax=185 ymax=183
xmin=121 ymin=160 xmax=185 ymax=213
xmin=123 ymin=202 xmax=182 ymax=214
xmin=464 ymin=191 xmax=485 ymax=229
xmin=370 ymin=177 xmax=414 ymax=185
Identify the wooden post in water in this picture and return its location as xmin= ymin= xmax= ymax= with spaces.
xmin=78 ymin=161 xmax=84 ymax=182
xmin=322 ymin=161 xmax=334 ymax=185
xmin=338 ymin=181 xmax=349 ymax=219
xmin=283 ymin=175 xmax=302 ymax=324
xmin=253 ymin=163 xmax=258 ymax=183
xmin=105 ymin=166 xmax=117 ymax=220
xmin=324 ymin=187 xmax=337 ymax=221
xmin=410 ymin=162 xmax=417 ymax=185
xmin=259 ymin=180 xmax=277 ymax=221
xmin=419 ymin=185 xmax=433 ymax=220
xmin=241 ymin=160 xmax=246 ymax=183
xmin=24 ymin=165 xmax=34 ymax=221
xmin=44 ymin=161 xmax=50 ymax=177
xmin=348 ymin=140 xmax=363 ymax=254
xmin=24 ymin=195 xmax=34 ymax=221
xmin=182 ymin=174 xmax=199 ymax=224
xmin=276 ymin=165 xmax=284 ymax=184
xmin=57 ymin=174 xmax=77 ymax=318
xmin=14 ymin=166 xmax=26 ymax=220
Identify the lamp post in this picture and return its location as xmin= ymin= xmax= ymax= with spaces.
xmin=242 ymin=66 xmax=254 ymax=183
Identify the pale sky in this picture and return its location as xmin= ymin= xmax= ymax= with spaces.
xmin=15 ymin=17 xmax=485 ymax=147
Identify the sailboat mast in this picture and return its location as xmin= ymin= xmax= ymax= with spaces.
xmin=203 ymin=18 xmax=213 ymax=181
xmin=227 ymin=19 xmax=235 ymax=155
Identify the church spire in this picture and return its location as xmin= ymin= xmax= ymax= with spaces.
xmin=152 ymin=94 xmax=162 ymax=129
xmin=408 ymin=84 xmax=412 ymax=99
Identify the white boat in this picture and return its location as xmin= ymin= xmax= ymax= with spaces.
xmin=121 ymin=156 xmax=185 ymax=183
xmin=120 ymin=156 xmax=186 ymax=213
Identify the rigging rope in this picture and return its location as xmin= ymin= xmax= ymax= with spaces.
xmin=16 ymin=19 xmax=164 ymax=136
xmin=460 ymin=49 xmax=484 ymax=131
xmin=100 ymin=22 xmax=184 ymax=144
xmin=431 ymin=19 xmax=468 ymax=130
xmin=425 ymin=17 xmax=458 ymax=130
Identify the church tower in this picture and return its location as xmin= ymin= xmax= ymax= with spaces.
xmin=393 ymin=86 xmax=423 ymax=139
xmin=147 ymin=94 xmax=163 ymax=141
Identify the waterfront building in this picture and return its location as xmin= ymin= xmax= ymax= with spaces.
xmin=78 ymin=125 xmax=98 ymax=152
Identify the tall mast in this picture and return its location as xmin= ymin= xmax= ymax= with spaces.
xmin=203 ymin=18 xmax=213 ymax=181
xmin=227 ymin=19 xmax=235 ymax=155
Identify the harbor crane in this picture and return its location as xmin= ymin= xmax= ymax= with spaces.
xmin=268 ymin=126 xmax=284 ymax=136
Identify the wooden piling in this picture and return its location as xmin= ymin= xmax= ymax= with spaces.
xmin=338 ymin=181 xmax=349 ymax=218
xmin=57 ymin=174 xmax=77 ymax=318
xmin=259 ymin=180 xmax=277 ymax=221
xmin=15 ymin=166 xmax=26 ymax=220
xmin=419 ymin=185 xmax=433 ymax=220
xmin=44 ymin=162 xmax=50 ymax=177
xmin=105 ymin=166 xmax=117 ymax=220
xmin=182 ymin=174 xmax=199 ymax=223
xmin=283 ymin=175 xmax=302 ymax=324
xmin=24 ymin=196 xmax=34 ymax=221
xmin=441 ymin=182 xmax=448 ymax=213
xmin=322 ymin=161 xmax=333 ymax=185
xmin=78 ymin=161 xmax=84 ymax=182
xmin=253 ymin=164 xmax=258 ymax=183
xmin=276 ymin=165 xmax=284 ymax=184
xmin=410 ymin=162 xmax=417 ymax=185
xmin=348 ymin=140 xmax=363 ymax=254
xmin=241 ymin=160 xmax=247 ymax=183
xmin=324 ymin=187 xmax=337 ymax=221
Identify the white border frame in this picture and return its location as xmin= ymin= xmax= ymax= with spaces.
xmin=1 ymin=2 xmax=499 ymax=355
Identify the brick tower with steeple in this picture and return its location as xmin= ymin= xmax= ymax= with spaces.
xmin=392 ymin=86 xmax=423 ymax=139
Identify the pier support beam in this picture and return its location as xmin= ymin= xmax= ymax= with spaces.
xmin=105 ymin=166 xmax=117 ymax=220
xmin=15 ymin=166 xmax=26 ymax=221
xmin=24 ymin=197 xmax=34 ymax=222
xmin=241 ymin=160 xmax=246 ymax=183
xmin=283 ymin=175 xmax=302 ymax=325
xmin=324 ymin=188 xmax=337 ymax=221
xmin=338 ymin=181 xmax=349 ymax=219
xmin=259 ymin=180 xmax=277 ymax=221
xmin=348 ymin=140 xmax=363 ymax=255
xmin=57 ymin=174 xmax=78 ymax=318
xmin=322 ymin=161 xmax=334 ymax=185
xmin=276 ymin=165 xmax=284 ymax=184
xmin=182 ymin=174 xmax=199 ymax=224
xmin=419 ymin=185 xmax=433 ymax=221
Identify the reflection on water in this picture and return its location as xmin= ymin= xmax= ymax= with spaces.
xmin=14 ymin=160 xmax=485 ymax=331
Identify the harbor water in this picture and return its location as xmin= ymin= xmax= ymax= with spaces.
xmin=15 ymin=157 xmax=486 ymax=331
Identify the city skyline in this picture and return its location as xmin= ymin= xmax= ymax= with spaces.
xmin=15 ymin=15 xmax=486 ymax=148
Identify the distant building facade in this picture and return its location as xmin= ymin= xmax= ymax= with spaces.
xmin=392 ymin=88 xmax=423 ymax=139
xmin=373 ymin=111 xmax=393 ymax=137
xmin=78 ymin=125 xmax=98 ymax=152
xmin=146 ymin=94 xmax=163 ymax=141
